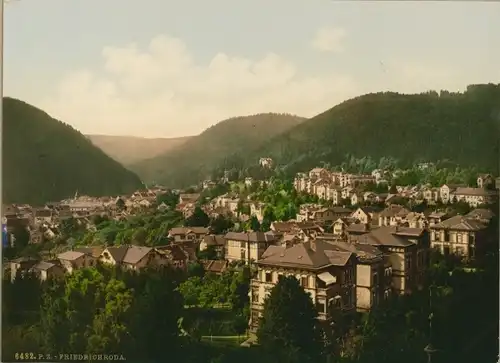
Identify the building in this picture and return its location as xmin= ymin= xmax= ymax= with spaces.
xmin=350 ymin=226 xmax=429 ymax=294
xmin=199 ymin=234 xmax=226 ymax=258
xmin=249 ymin=238 xmax=356 ymax=332
xmin=168 ymin=227 xmax=209 ymax=243
xmin=58 ymin=250 xmax=96 ymax=274
xmin=378 ymin=205 xmax=411 ymax=226
xmin=452 ymin=187 xmax=497 ymax=207
xmin=224 ymin=232 xmax=277 ymax=264
xmin=477 ymin=174 xmax=494 ymax=189
xmin=30 ymin=261 xmax=65 ymax=281
xmin=99 ymin=245 xmax=164 ymax=271
xmin=429 ymin=215 xmax=489 ymax=260
xmin=259 ymin=157 xmax=274 ymax=169
xmin=324 ymin=241 xmax=392 ymax=311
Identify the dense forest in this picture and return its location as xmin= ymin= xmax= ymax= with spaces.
xmin=3 ymin=98 xmax=144 ymax=204
xmin=130 ymin=113 xmax=305 ymax=187
xmin=218 ymin=84 xmax=500 ymax=180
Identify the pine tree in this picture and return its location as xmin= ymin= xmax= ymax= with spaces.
xmin=257 ymin=276 xmax=324 ymax=363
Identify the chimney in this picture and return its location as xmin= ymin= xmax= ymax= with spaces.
xmin=309 ymin=237 xmax=316 ymax=252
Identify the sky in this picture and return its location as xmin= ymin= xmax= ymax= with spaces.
xmin=4 ymin=0 xmax=500 ymax=138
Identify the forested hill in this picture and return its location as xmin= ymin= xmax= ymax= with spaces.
xmin=228 ymin=83 xmax=499 ymax=175
xmin=3 ymin=98 xmax=144 ymax=205
xmin=130 ymin=113 xmax=305 ymax=187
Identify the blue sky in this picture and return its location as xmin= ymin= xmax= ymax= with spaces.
xmin=4 ymin=0 xmax=500 ymax=137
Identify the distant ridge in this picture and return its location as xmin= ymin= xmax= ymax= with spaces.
xmin=87 ymin=134 xmax=192 ymax=165
xmin=131 ymin=113 xmax=306 ymax=187
xmin=3 ymin=98 xmax=144 ymax=205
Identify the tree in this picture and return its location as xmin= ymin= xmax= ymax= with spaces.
xmin=389 ymin=184 xmax=398 ymax=194
xmin=257 ymin=276 xmax=324 ymax=363
xmin=116 ymin=198 xmax=126 ymax=211
xmin=210 ymin=215 xmax=234 ymax=234
xmin=126 ymin=268 xmax=183 ymax=361
xmin=187 ymin=261 xmax=205 ymax=278
xmin=249 ymin=216 xmax=261 ymax=232
xmin=229 ymin=267 xmax=251 ymax=311
xmin=156 ymin=190 xmax=179 ymax=209
xmin=185 ymin=207 xmax=210 ymax=227
xmin=132 ymin=227 xmax=148 ymax=245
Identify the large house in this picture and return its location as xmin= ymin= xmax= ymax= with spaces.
xmin=429 ymin=215 xmax=490 ymax=260
xmin=452 ymin=187 xmax=496 ymax=207
xmin=58 ymin=250 xmax=96 ymax=274
xmin=249 ymin=237 xmax=356 ymax=332
xmin=168 ymin=227 xmax=209 ymax=243
xmin=316 ymin=240 xmax=392 ymax=311
xmin=224 ymin=232 xmax=277 ymax=264
xmin=99 ymin=245 xmax=164 ymax=271
xmin=350 ymin=226 xmax=429 ymax=294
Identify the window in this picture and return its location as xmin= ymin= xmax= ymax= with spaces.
xmin=251 ymin=310 xmax=260 ymax=324
xmin=457 ymin=233 xmax=463 ymax=243
xmin=301 ymin=276 xmax=308 ymax=288
xmin=265 ymin=272 xmax=272 ymax=283
xmin=316 ymin=301 xmax=326 ymax=314
xmin=251 ymin=288 xmax=259 ymax=303
xmin=240 ymin=249 xmax=246 ymax=260
xmin=455 ymin=246 xmax=464 ymax=256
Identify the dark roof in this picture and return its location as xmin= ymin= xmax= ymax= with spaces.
xmin=351 ymin=226 xmax=418 ymax=248
xmin=379 ymin=205 xmax=410 ymax=218
xmin=74 ymin=246 xmax=104 ymax=258
xmin=429 ymin=215 xmax=487 ymax=231
xmin=123 ymin=246 xmax=153 ymax=264
xmin=169 ymin=227 xmax=209 ymax=235
xmin=202 ymin=234 xmax=225 ymax=246
xmin=224 ymin=231 xmax=276 ymax=243
xmin=258 ymin=239 xmax=353 ymax=269
xmin=105 ymin=246 xmax=129 ymax=263
xmin=201 ymin=259 xmax=228 ymax=273
xmin=271 ymin=222 xmax=295 ymax=233
xmin=330 ymin=206 xmax=352 ymax=214
xmin=325 ymin=241 xmax=384 ymax=263
xmin=156 ymin=244 xmax=188 ymax=260
xmin=466 ymin=208 xmax=495 ymax=221
xmin=358 ymin=206 xmax=381 ymax=214
xmin=346 ymin=223 xmax=370 ymax=234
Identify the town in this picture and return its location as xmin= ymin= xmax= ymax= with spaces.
xmin=3 ymin=159 xmax=499 ymax=362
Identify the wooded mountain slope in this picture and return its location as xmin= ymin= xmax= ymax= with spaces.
xmin=131 ymin=113 xmax=305 ymax=187
xmin=230 ymin=84 xmax=500 ymax=175
xmin=3 ymin=98 xmax=144 ymax=205
xmin=87 ymin=134 xmax=192 ymax=165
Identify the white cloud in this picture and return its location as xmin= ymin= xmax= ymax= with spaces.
xmin=37 ymin=34 xmax=359 ymax=138
xmin=311 ymin=26 xmax=346 ymax=53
